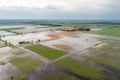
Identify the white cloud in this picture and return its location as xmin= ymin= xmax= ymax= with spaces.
xmin=0 ymin=0 xmax=119 ymax=19
xmin=0 ymin=0 xmax=111 ymax=11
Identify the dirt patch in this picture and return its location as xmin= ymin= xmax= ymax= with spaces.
xmin=47 ymin=32 xmax=78 ymax=39
xmin=42 ymin=32 xmax=69 ymax=42
xmin=42 ymin=32 xmax=79 ymax=42
xmin=47 ymin=32 xmax=65 ymax=39
xmin=53 ymin=44 xmax=73 ymax=52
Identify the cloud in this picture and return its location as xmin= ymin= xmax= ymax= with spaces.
xmin=45 ymin=5 xmax=60 ymax=10
xmin=0 ymin=0 xmax=120 ymax=19
xmin=0 ymin=0 xmax=110 ymax=11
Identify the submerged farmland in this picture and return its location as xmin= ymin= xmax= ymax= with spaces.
xmin=0 ymin=22 xmax=120 ymax=80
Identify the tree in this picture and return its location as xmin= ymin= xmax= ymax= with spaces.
xmin=8 ymin=42 xmax=13 ymax=47
xmin=5 ymin=40 xmax=8 ymax=46
xmin=0 ymin=35 xmax=1 ymax=40
xmin=10 ymin=76 xmax=14 ymax=80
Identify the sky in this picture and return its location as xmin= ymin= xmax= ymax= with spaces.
xmin=0 ymin=0 xmax=120 ymax=20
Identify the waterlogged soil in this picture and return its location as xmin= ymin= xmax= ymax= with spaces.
xmin=25 ymin=64 xmax=89 ymax=80
xmin=80 ymin=56 xmax=120 ymax=80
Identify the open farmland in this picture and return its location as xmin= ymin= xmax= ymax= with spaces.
xmin=97 ymin=27 xmax=120 ymax=37
xmin=82 ymin=38 xmax=120 ymax=70
xmin=0 ymin=27 xmax=24 ymax=31
xmin=22 ymin=64 xmax=78 ymax=80
xmin=0 ymin=47 xmax=26 ymax=80
xmin=11 ymin=57 xmax=43 ymax=73
xmin=0 ymin=31 xmax=15 ymax=36
xmin=56 ymin=58 xmax=103 ymax=80
xmin=0 ymin=21 xmax=120 ymax=80
xmin=26 ymin=44 xmax=67 ymax=60
xmin=55 ymin=36 xmax=120 ymax=80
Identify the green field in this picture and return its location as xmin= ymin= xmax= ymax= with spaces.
xmin=83 ymin=55 xmax=120 ymax=70
xmin=0 ymin=27 xmax=24 ymax=34
xmin=0 ymin=27 xmax=24 ymax=31
xmin=0 ymin=61 xmax=3 ymax=65
xmin=63 ymin=74 xmax=77 ymax=80
xmin=62 ymin=23 xmax=120 ymax=37
xmin=56 ymin=58 xmax=103 ymax=79
xmin=82 ymin=39 xmax=120 ymax=70
xmin=14 ymin=72 xmax=77 ymax=80
xmin=11 ymin=57 xmax=43 ymax=73
xmin=97 ymin=27 xmax=120 ymax=37
xmin=26 ymin=44 xmax=67 ymax=60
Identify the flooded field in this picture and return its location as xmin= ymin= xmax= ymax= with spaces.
xmin=12 ymin=27 xmax=58 ymax=33
xmin=2 ymin=31 xmax=61 ymax=45
xmin=0 ymin=63 xmax=21 ymax=80
xmin=0 ymin=41 xmax=5 ymax=47
xmin=0 ymin=47 xmax=25 ymax=62
xmin=0 ymin=23 xmax=120 ymax=80
xmin=40 ymin=33 xmax=101 ymax=52
xmin=0 ymin=31 xmax=15 ymax=36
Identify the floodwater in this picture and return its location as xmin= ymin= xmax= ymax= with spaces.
xmin=0 ymin=31 xmax=15 ymax=36
xmin=2 ymin=31 xmax=60 ymax=45
xmin=0 ymin=47 xmax=14 ymax=62
xmin=0 ymin=63 xmax=21 ymax=80
xmin=40 ymin=33 xmax=102 ymax=52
